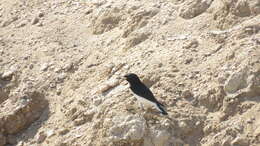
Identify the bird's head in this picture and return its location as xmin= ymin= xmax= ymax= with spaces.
xmin=124 ymin=73 xmax=141 ymax=84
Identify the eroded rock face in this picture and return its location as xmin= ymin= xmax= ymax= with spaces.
xmin=124 ymin=31 xmax=150 ymax=50
xmin=225 ymin=0 xmax=260 ymax=17
xmin=91 ymin=8 xmax=122 ymax=35
xmin=91 ymin=0 xmax=159 ymax=40
xmin=121 ymin=7 xmax=159 ymax=38
xmin=224 ymin=67 xmax=248 ymax=94
xmin=201 ymin=65 xmax=260 ymax=145
xmin=108 ymin=115 xmax=178 ymax=146
xmin=0 ymin=91 xmax=48 ymax=144
xmin=224 ymin=66 xmax=260 ymax=95
xmin=109 ymin=115 xmax=147 ymax=142
xmin=179 ymin=0 xmax=213 ymax=19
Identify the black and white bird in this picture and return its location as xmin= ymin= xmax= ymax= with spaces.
xmin=124 ymin=73 xmax=168 ymax=115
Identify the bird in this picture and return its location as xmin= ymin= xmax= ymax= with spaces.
xmin=124 ymin=73 xmax=168 ymax=115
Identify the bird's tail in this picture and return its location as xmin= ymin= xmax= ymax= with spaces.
xmin=155 ymin=103 xmax=168 ymax=115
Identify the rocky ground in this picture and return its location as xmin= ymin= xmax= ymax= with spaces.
xmin=0 ymin=0 xmax=259 ymax=146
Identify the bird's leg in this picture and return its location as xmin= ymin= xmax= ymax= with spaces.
xmin=139 ymin=102 xmax=145 ymax=111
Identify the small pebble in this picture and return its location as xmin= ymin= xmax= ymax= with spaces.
xmin=37 ymin=131 xmax=47 ymax=144
xmin=38 ymin=12 xmax=44 ymax=17
xmin=59 ymin=128 xmax=70 ymax=135
xmin=74 ymin=117 xmax=86 ymax=126
xmin=46 ymin=129 xmax=55 ymax=137
xmin=182 ymin=90 xmax=193 ymax=98
xmin=40 ymin=63 xmax=49 ymax=71
xmin=31 ymin=17 xmax=39 ymax=25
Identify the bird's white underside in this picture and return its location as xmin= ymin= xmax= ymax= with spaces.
xmin=133 ymin=94 xmax=160 ymax=111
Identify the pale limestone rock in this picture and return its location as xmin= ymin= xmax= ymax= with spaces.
xmin=231 ymin=136 xmax=249 ymax=146
xmin=178 ymin=121 xmax=191 ymax=134
xmin=179 ymin=0 xmax=213 ymax=19
xmin=0 ymin=91 xmax=48 ymax=134
xmin=224 ymin=67 xmax=248 ymax=94
xmin=153 ymin=130 xmax=171 ymax=146
xmin=46 ymin=129 xmax=55 ymax=137
xmin=40 ymin=63 xmax=49 ymax=71
xmin=73 ymin=117 xmax=86 ymax=126
xmin=93 ymin=96 xmax=103 ymax=106
xmin=223 ymin=0 xmax=260 ymax=16
xmin=109 ymin=115 xmax=147 ymax=141
xmin=124 ymin=31 xmax=150 ymax=49
xmin=1 ymin=66 xmax=17 ymax=80
xmin=253 ymin=126 xmax=260 ymax=137
xmin=98 ymin=78 xmax=120 ymax=94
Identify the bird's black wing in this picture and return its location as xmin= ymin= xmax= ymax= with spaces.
xmin=130 ymin=83 xmax=162 ymax=105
